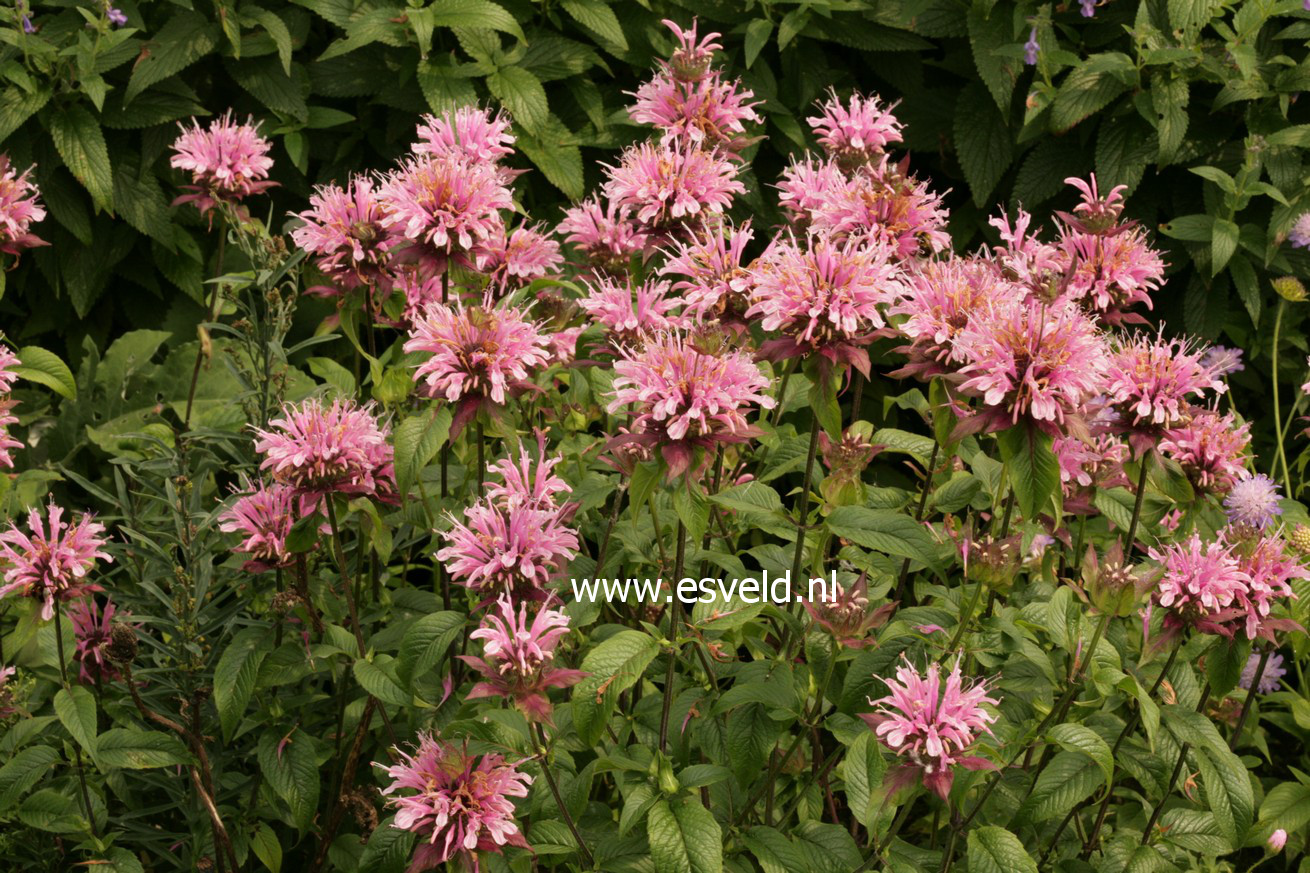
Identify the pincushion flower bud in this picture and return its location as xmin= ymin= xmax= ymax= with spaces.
xmin=1272 ymin=276 xmax=1307 ymax=302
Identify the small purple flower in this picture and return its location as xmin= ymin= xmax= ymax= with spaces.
xmin=1224 ymin=473 xmax=1283 ymax=530
xmin=21 ymin=14 xmax=35 ymax=32
xmin=1024 ymin=28 xmax=1040 ymax=66
xmin=1080 ymin=0 xmax=1096 ymax=16
xmin=1239 ymin=652 xmax=1286 ymax=694
xmin=1200 ymin=345 xmax=1244 ymax=379
xmin=1290 ymin=213 xmax=1310 ymax=249
xmin=106 ymin=6 xmax=127 ymax=26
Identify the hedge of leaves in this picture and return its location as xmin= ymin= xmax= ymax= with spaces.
xmin=3 ymin=3 xmax=1310 ymax=873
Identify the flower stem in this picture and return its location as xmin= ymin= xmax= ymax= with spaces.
xmin=475 ymin=418 xmax=485 ymax=497
xmin=183 ymin=221 xmax=226 ymax=429
xmin=1140 ymin=683 xmax=1211 ymax=845
xmin=54 ymin=607 xmax=97 ymax=838
xmin=1124 ymin=449 xmax=1152 ymax=552
xmin=1271 ymin=298 xmax=1294 ymax=495
xmin=939 ymin=808 xmax=962 ymax=873
xmin=896 ymin=439 xmax=941 ymax=606
xmin=790 ymin=413 xmax=822 ymax=589
xmin=658 ymin=519 xmax=687 ymax=754
xmin=1230 ymin=646 xmax=1270 ymax=750
xmin=534 ymin=722 xmax=596 ymax=868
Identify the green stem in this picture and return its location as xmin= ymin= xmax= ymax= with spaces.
xmin=54 ymin=607 xmax=97 ymax=837
xmin=534 ymin=722 xmax=596 ymax=868
xmin=183 ymin=223 xmax=226 ymax=429
xmin=790 ymin=414 xmax=822 ymax=589
xmin=1272 ymin=299 xmax=1294 ymax=495
xmin=896 ymin=440 xmax=941 ymax=606
xmin=658 ymin=520 xmax=687 ymax=754
xmin=1124 ymin=450 xmax=1152 ymax=552
xmin=1230 ymin=646 xmax=1271 ymax=750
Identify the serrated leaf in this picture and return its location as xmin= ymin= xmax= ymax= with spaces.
xmin=648 ymin=798 xmax=722 ymax=873
xmin=955 ymin=83 xmax=1012 ymax=207
xmin=96 ymin=729 xmax=191 ymax=769
xmin=353 ymin=658 xmax=411 ymax=707
xmin=397 ymin=611 xmax=465 ymax=689
xmin=0 ymin=746 xmax=60 ymax=811
xmin=258 ymin=728 xmax=320 ymax=831
xmin=54 ymin=687 xmax=97 ymax=755
xmin=996 ymin=423 xmax=1060 ymax=520
xmin=826 ymin=506 xmax=942 ymax=572
xmin=393 ymin=407 xmax=452 ymax=498
xmin=560 ymin=0 xmax=627 ymax=50
xmin=214 ymin=626 xmax=272 ymax=741
xmin=1050 ymin=54 xmax=1134 ymax=132
xmin=967 ymin=3 xmax=1019 ymax=112
xmin=126 ymin=11 xmax=220 ymax=103
xmin=0 ymin=85 xmax=51 ymax=144
xmin=250 ymin=821 xmax=283 ymax=873
xmin=14 ymin=346 xmax=76 ymax=399
xmin=967 ymin=825 xmax=1038 ymax=873
xmin=48 ymin=105 xmax=113 ymax=212
xmin=358 ymin=815 xmax=415 ymax=873
xmin=518 ymin=114 xmax=584 ymax=200
xmin=424 ymin=0 xmax=523 ymax=41
xmin=572 ymin=631 xmax=660 ymax=745
xmin=487 ymin=66 xmax=548 ymax=134
xmin=1046 ymin=723 xmax=1113 ymax=789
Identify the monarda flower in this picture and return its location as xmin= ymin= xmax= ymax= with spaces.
xmin=170 ymin=113 xmax=275 ymax=214
xmin=860 ymin=658 xmax=998 ymax=801
xmin=807 ymin=90 xmax=904 ymax=170
xmin=1224 ymin=474 xmax=1283 ymax=531
xmin=69 ymin=597 xmax=121 ymax=683
xmin=0 ymin=503 xmax=111 ymax=621
xmin=1059 ymin=226 xmax=1165 ymax=325
xmin=405 ymin=302 xmax=551 ymax=434
xmin=809 ymin=156 xmax=951 ymax=259
xmin=1240 ymin=651 xmax=1286 ymax=694
xmin=803 ymin=575 xmax=895 ymax=648
xmin=379 ymin=155 xmax=511 ymax=269
xmin=1159 ymin=409 xmax=1250 ymax=494
xmin=888 ymin=257 xmax=1010 ymax=381
xmin=660 ymin=222 xmax=756 ymax=323
xmin=484 ymin=432 xmax=572 ymax=511
xmin=951 ymin=297 xmax=1108 ymax=437
xmin=1106 ymin=333 xmax=1222 ymax=449
xmin=607 ymin=331 xmax=774 ymax=477
xmin=0 ymin=346 xmax=23 ymax=468
xmin=254 ymin=398 xmax=395 ymax=502
xmin=292 ymin=175 xmax=394 ymax=294
xmin=578 ymin=277 xmax=687 ymax=345
xmin=436 ymin=499 xmax=578 ymax=601
xmin=556 ymin=198 xmax=648 ymax=273
xmin=662 ymin=18 xmax=720 ymax=82
xmin=412 ymin=106 xmax=516 ymax=165
xmin=602 ymin=141 xmax=744 ymax=231
xmin=375 ymin=735 xmax=531 ymax=872
xmin=0 ymin=155 xmax=47 ymax=255
xmin=461 ymin=594 xmax=586 ymax=721
xmin=776 ymin=157 xmax=848 ymax=229
xmin=748 ymin=233 xmax=902 ymax=377
xmin=987 ymin=207 xmax=1067 ymax=294
xmin=1229 ymin=532 xmax=1305 ymax=642
xmin=1053 ymin=434 xmax=1128 ymax=503
xmin=473 ymin=224 xmax=563 ymax=292
xmin=219 ymin=482 xmax=299 ymax=572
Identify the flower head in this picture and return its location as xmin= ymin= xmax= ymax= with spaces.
xmin=889 ymin=257 xmax=1010 ymax=380
xmin=413 ymin=107 xmax=515 ymax=165
xmin=748 ymin=233 xmax=902 ymax=376
xmin=485 ymin=431 xmax=573 ymax=512
xmin=376 ymin=736 xmax=531 ymax=872
xmin=0 ymin=346 xmax=22 ymax=468
xmin=808 ymin=156 xmax=951 ymax=259
xmin=292 ymin=175 xmax=394 ymax=293
xmin=860 ymin=658 xmax=998 ymax=801
xmin=1290 ymin=213 xmax=1310 ymax=249
xmin=1059 ymin=225 xmax=1165 ymax=324
xmin=405 ymin=303 xmax=550 ymax=433
xmin=807 ymin=91 xmax=903 ymax=169
xmin=253 ymin=398 xmax=394 ymax=501
xmin=630 ymin=66 xmax=761 ymax=153
xmin=578 ymin=277 xmax=687 ymax=344
xmin=0 ymin=503 xmax=111 ymax=621
xmin=557 ymin=198 xmax=648 ymax=272
xmin=0 ymin=155 xmax=47 ymax=255
xmin=1106 ymin=332 xmax=1220 ymax=438
xmin=660 ymin=222 xmax=756 ymax=323
xmin=1024 ymin=28 xmax=1039 ymax=65
xmin=1201 ymin=345 xmax=1244 ymax=380
xmin=379 ymin=155 xmax=511 ymax=267
xmin=220 ymin=482 xmax=299 ymax=572
xmin=474 ymin=224 xmax=563 ymax=291
xmin=776 ymin=157 xmax=848 ymax=228
xmin=1269 ymin=829 xmax=1288 ymax=853
xmin=1240 ymin=651 xmax=1286 ymax=694
xmin=436 ymin=500 xmax=578 ymax=601
xmin=462 ymin=595 xmax=586 ymax=721
xmin=1224 ymin=474 xmax=1282 ymax=531
xmin=607 ymin=331 xmax=774 ymax=477
xmin=603 ymin=142 xmax=743 ymax=231
xmin=804 ymin=575 xmax=895 ymax=648
xmin=69 ymin=597 xmax=121 ymax=683
xmin=1159 ymin=409 xmax=1250 ymax=494
xmin=170 ymin=113 xmax=275 ymax=214
xmin=662 ymin=18 xmax=721 ymax=82
xmin=987 ymin=207 xmax=1066 ymax=293
xmin=105 ymin=5 xmax=127 ymax=26
xmin=952 ymin=297 xmax=1108 ymax=436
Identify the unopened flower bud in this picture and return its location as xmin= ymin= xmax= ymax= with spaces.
xmin=107 ymin=623 xmax=139 ymax=664
xmin=1273 ymin=276 xmax=1307 ymax=302
xmin=1268 ymin=829 xmax=1288 ymax=853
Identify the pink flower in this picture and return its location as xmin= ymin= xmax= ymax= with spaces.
xmin=1062 ymin=174 xmax=1127 ymax=232
xmin=607 ymin=331 xmax=774 ymax=477
xmin=473 ymin=224 xmax=563 ymax=291
xmin=1269 ymin=829 xmax=1288 ymax=853
xmin=1290 ymin=214 xmax=1310 ymax=249
xmin=803 ymin=576 xmax=896 ymax=648
xmin=889 ymin=257 xmax=1010 ymax=381
xmin=1159 ymin=409 xmax=1250 ymax=494
xmin=987 ymin=207 xmax=1066 ymax=293
xmin=220 ymin=482 xmax=299 ymax=572
xmin=629 ymin=68 xmax=761 ymax=154
xmin=253 ymin=398 xmax=394 ymax=501
xmin=1059 ymin=226 xmax=1165 ymax=324
xmin=808 ymin=157 xmax=951 ymax=259
xmin=292 ymin=175 xmax=394 ymax=293
xmin=0 ymin=155 xmax=47 ymax=254
xmin=748 ymin=233 xmax=902 ymax=376
xmin=170 ymin=112 xmax=275 ymax=214
xmin=405 ymin=303 xmax=551 ymax=434
xmin=659 ymin=222 xmax=756 ymax=323
xmin=1230 ymin=532 xmax=1306 ymax=641
xmin=807 ymin=90 xmax=903 ymax=169
xmin=603 ymin=142 xmax=744 ymax=230
xmin=485 ymin=431 xmax=572 ymax=511
xmin=556 ymin=197 xmax=648 ymax=272
xmin=69 ymin=597 xmax=121 ymax=684
xmin=951 ymin=297 xmax=1109 ymax=436
xmin=0 ymin=346 xmax=23 ymax=468
xmin=860 ymin=658 xmax=998 ymax=801
xmin=578 ymin=277 xmax=687 ymax=343
xmin=461 ymin=594 xmax=586 ymax=721
xmin=0 ymin=503 xmax=111 ymax=621
xmin=776 ymin=157 xmax=847 ymax=228
xmin=379 ymin=155 xmax=511 ymax=268
xmin=1053 ymin=434 xmax=1128 ymax=492
xmin=376 ymin=736 xmax=531 ymax=872
xmin=436 ymin=500 xmax=578 ymax=601
xmin=413 ymin=107 xmax=515 ymax=164
xmin=1106 ymin=333 xmax=1220 ymax=435
xmin=662 ymin=18 xmax=722 ymax=82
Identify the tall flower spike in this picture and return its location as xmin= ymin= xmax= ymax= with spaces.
xmin=0 ymin=503 xmax=112 ymax=621
xmin=0 ymin=155 xmax=48 ymax=255
xmin=860 ymin=658 xmax=998 ymax=801
xmin=375 ymin=736 xmax=531 ymax=872
xmin=607 ymin=331 xmax=775 ymax=478
xmin=253 ymin=398 xmax=395 ymax=502
xmin=170 ymin=112 xmax=275 ymax=214
xmin=405 ymin=302 xmax=551 ymax=436
xmin=461 ymin=594 xmax=586 ymax=721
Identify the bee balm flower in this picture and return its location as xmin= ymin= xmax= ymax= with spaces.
xmin=603 ymin=141 xmax=744 ymax=231
xmin=376 ymin=736 xmax=531 ymax=872
xmin=807 ymin=90 xmax=904 ymax=169
xmin=1158 ymin=409 xmax=1251 ymax=495
xmin=412 ymin=106 xmax=515 ymax=165
xmin=379 ymin=155 xmax=511 ymax=269
xmin=292 ymin=175 xmax=394 ymax=294
xmin=461 ymin=595 xmax=586 ymax=721
xmin=170 ymin=113 xmax=275 ymax=214
xmin=219 ymin=482 xmax=299 ymax=572
xmin=0 ymin=155 xmax=47 ymax=255
xmin=253 ymin=398 xmax=394 ymax=502
xmin=0 ymin=503 xmax=112 ymax=621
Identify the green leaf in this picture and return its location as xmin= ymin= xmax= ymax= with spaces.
xmin=572 ymin=631 xmax=660 ymax=745
xmin=227 ymin=57 xmax=310 ymax=122
xmin=966 ymin=2 xmax=1019 ymax=112
xmin=1016 ymin=751 xmax=1102 ymax=824
xmin=517 ymin=115 xmax=584 ymax=200
xmin=560 ymin=0 xmax=627 ymax=50
xmin=673 ymin=486 xmax=710 ymax=548
xmin=14 ymin=346 xmax=76 ymax=399
xmin=0 ymin=746 xmax=60 ymax=811
xmin=251 ymin=8 xmax=294 ymax=75
xmin=1152 ymin=76 xmax=1189 ymax=164
xmin=1229 ymin=254 xmax=1262 ymax=328
xmin=1046 ymin=723 xmax=1113 ymax=789
xmin=393 ymin=407 xmax=452 ymax=498
xmin=358 ymin=815 xmax=415 ymax=873
xmin=744 ymin=20 xmax=773 ymax=68
xmin=996 ymin=424 xmax=1060 ymax=519
xmin=1095 ymin=115 xmax=1155 ymax=194
xmin=967 ymin=825 xmax=1038 ymax=873
xmin=1205 ymin=638 xmax=1251 ymax=699
xmin=1050 ymin=54 xmax=1134 ymax=132
xmin=648 ymin=798 xmax=722 ymax=873
xmin=48 ymin=105 xmax=114 ymax=212
xmin=808 ymin=374 xmax=841 ymax=439
xmin=126 ymin=10 xmax=220 ymax=103
xmin=257 ymin=728 xmax=320 ymax=831
xmin=487 ymin=66 xmax=548 ymax=134
xmin=955 ymin=83 xmax=1012 ymax=207
xmin=1258 ymin=782 xmax=1310 ymax=833
xmin=424 ymin=0 xmax=523 ymax=41
xmin=96 ymin=729 xmax=192 ymax=769
xmin=397 ymin=610 xmax=465 ymax=689
xmin=214 ymin=626 xmax=273 ymax=741
xmin=54 ymin=687 xmax=97 ymax=755
xmin=0 ymin=86 xmax=51 ymax=144
xmin=842 ymin=731 xmax=887 ymax=829
xmin=417 ymin=58 xmax=478 ymax=114
xmin=250 ymin=822 xmax=283 ymax=873
xmin=1212 ymin=218 xmax=1240 ymax=275
xmin=353 ymin=658 xmax=411 ymax=707
xmin=1159 ymin=214 xmax=1214 ymax=242
xmin=826 ymin=506 xmax=943 ymax=572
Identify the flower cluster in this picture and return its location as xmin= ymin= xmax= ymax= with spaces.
xmin=253 ymin=398 xmax=394 ymax=503
xmin=462 ymin=594 xmax=585 ymax=721
xmin=0 ymin=503 xmax=112 ymax=621
xmin=170 ymin=113 xmax=275 ymax=215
